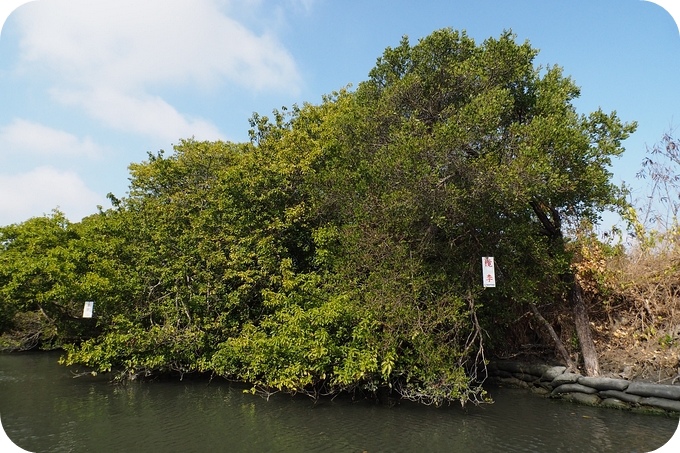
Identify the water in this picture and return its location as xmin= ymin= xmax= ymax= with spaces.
xmin=1 ymin=352 xmax=678 ymax=452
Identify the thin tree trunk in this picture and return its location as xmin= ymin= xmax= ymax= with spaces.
xmin=529 ymin=199 xmax=600 ymax=375
xmin=528 ymin=302 xmax=577 ymax=372
xmin=570 ymin=278 xmax=600 ymax=376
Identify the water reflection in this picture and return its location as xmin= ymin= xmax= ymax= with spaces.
xmin=1 ymin=352 xmax=677 ymax=452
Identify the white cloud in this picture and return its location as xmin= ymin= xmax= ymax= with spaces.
xmin=0 ymin=119 xmax=103 ymax=158
xmin=289 ymin=0 xmax=316 ymax=14
xmin=0 ymin=167 xmax=104 ymax=225
xmin=12 ymin=0 xmax=302 ymax=140
xmin=51 ymin=88 xmax=224 ymax=143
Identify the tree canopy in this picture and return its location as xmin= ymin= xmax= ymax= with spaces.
xmin=0 ymin=29 xmax=635 ymax=405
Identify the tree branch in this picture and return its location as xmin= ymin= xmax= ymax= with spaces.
xmin=530 ymin=199 xmax=559 ymax=238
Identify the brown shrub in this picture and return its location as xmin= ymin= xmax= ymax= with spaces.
xmin=591 ymin=230 xmax=680 ymax=382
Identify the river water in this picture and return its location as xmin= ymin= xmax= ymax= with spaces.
xmin=0 ymin=352 xmax=678 ymax=452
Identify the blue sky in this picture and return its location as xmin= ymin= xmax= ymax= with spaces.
xmin=0 ymin=0 xmax=679 ymax=228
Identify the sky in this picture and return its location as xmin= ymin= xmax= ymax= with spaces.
xmin=0 ymin=0 xmax=679 ymax=230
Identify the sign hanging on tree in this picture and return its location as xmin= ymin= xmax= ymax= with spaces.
xmin=82 ymin=301 xmax=94 ymax=318
xmin=482 ymin=257 xmax=495 ymax=288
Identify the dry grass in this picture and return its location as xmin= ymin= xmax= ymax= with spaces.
xmin=591 ymin=234 xmax=680 ymax=383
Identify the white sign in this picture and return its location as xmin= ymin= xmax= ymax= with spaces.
xmin=482 ymin=257 xmax=495 ymax=288
xmin=82 ymin=301 xmax=94 ymax=318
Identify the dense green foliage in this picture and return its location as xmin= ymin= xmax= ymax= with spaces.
xmin=0 ymin=29 xmax=635 ymax=405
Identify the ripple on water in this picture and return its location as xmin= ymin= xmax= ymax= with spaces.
xmin=0 ymin=354 xmax=677 ymax=453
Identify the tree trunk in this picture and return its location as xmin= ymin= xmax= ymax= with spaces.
xmin=570 ymin=278 xmax=600 ymax=376
xmin=528 ymin=302 xmax=577 ymax=372
xmin=529 ymin=199 xmax=600 ymax=376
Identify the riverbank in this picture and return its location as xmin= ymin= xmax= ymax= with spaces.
xmin=486 ymin=360 xmax=680 ymax=416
